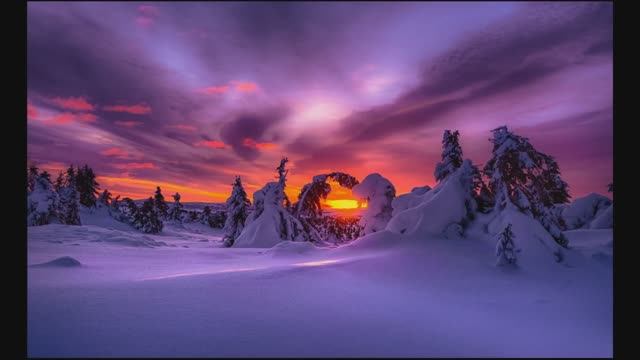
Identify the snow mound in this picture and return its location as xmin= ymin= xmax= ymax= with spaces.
xmin=589 ymin=205 xmax=613 ymax=229
xmin=391 ymin=186 xmax=431 ymax=216
xmin=562 ymin=193 xmax=612 ymax=229
xmin=487 ymin=206 xmax=565 ymax=266
xmin=386 ymin=164 xmax=472 ymax=237
xmin=32 ymin=256 xmax=82 ymax=268
xmin=265 ymin=241 xmax=320 ymax=257
xmin=352 ymin=173 xmax=396 ymax=234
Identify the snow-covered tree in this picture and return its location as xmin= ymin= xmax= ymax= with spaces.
xmin=153 ymin=186 xmax=168 ymax=218
xmin=168 ymin=192 xmax=184 ymax=222
xmin=222 ymin=176 xmax=251 ymax=247
xmin=114 ymin=197 xmax=139 ymax=224
xmin=483 ymin=126 xmax=570 ymax=247
xmin=53 ymin=171 xmax=65 ymax=192
xmin=353 ymin=173 xmax=396 ymax=234
xmin=57 ymin=178 xmax=81 ymax=225
xmin=293 ymin=172 xmax=360 ymax=243
xmin=233 ymin=157 xmax=309 ymax=247
xmin=434 ymin=129 xmax=464 ymax=182
xmin=27 ymin=172 xmax=59 ymax=226
xmin=134 ymin=197 xmax=163 ymax=233
xmin=27 ymin=163 xmax=39 ymax=193
xmin=76 ymin=165 xmax=100 ymax=207
xmin=496 ymin=223 xmax=517 ymax=266
xmin=98 ymin=189 xmax=113 ymax=207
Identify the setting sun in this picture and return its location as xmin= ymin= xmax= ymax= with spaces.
xmin=325 ymin=199 xmax=360 ymax=209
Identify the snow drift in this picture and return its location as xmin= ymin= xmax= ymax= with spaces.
xmin=352 ymin=173 xmax=396 ymax=234
xmin=562 ymin=193 xmax=612 ymax=229
xmin=391 ymin=186 xmax=431 ymax=216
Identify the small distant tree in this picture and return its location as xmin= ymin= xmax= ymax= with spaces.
xmin=200 ymin=205 xmax=212 ymax=224
xmin=27 ymin=163 xmax=39 ymax=193
xmin=168 ymin=192 xmax=184 ymax=222
xmin=153 ymin=186 xmax=168 ymax=218
xmin=135 ymin=197 xmax=163 ymax=233
xmin=116 ymin=197 xmax=139 ymax=224
xmin=98 ymin=189 xmax=113 ymax=207
xmin=608 ymin=183 xmax=613 ymax=193
xmin=76 ymin=165 xmax=100 ymax=207
xmin=27 ymin=172 xmax=59 ymax=226
xmin=222 ymin=176 xmax=251 ymax=247
xmin=57 ymin=176 xmax=81 ymax=225
xmin=495 ymin=224 xmax=517 ymax=266
xmin=434 ymin=129 xmax=464 ymax=182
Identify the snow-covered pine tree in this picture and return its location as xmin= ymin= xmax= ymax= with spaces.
xmin=116 ymin=197 xmax=139 ymax=224
xmin=200 ymin=205 xmax=212 ymax=224
xmin=293 ymin=172 xmax=360 ymax=243
xmin=153 ymin=186 xmax=168 ymax=218
xmin=222 ymin=176 xmax=251 ymax=247
xmin=232 ymin=157 xmax=310 ymax=247
xmin=135 ymin=197 xmax=163 ymax=233
xmin=434 ymin=129 xmax=464 ymax=182
xmin=168 ymin=192 xmax=184 ymax=222
xmin=76 ymin=165 xmax=100 ymax=207
xmin=27 ymin=163 xmax=39 ymax=193
xmin=496 ymin=223 xmax=517 ymax=266
xmin=27 ymin=172 xmax=59 ymax=226
xmin=352 ymin=173 xmax=396 ymax=234
xmin=98 ymin=189 xmax=113 ymax=207
xmin=483 ymin=126 xmax=570 ymax=247
xmin=57 ymin=174 xmax=81 ymax=225
xmin=54 ymin=171 xmax=65 ymax=192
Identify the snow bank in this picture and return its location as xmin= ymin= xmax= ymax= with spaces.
xmin=589 ymin=205 xmax=613 ymax=229
xmin=391 ymin=186 xmax=431 ymax=216
xmin=32 ymin=256 xmax=82 ymax=268
xmin=352 ymin=173 xmax=395 ymax=234
xmin=562 ymin=193 xmax=612 ymax=229
xmin=386 ymin=163 xmax=473 ymax=237
xmin=264 ymin=241 xmax=320 ymax=257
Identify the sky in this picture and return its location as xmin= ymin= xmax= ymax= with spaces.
xmin=27 ymin=2 xmax=613 ymax=205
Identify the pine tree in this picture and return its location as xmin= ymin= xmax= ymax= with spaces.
xmin=153 ymin=186 xmax=168 ymax=219
xmin=495 ymin=223 xmax=517 ymax=266
xmin=201 ymin=205 xmax=212 ymax=224
xmin=135 ymin=197 xmax=163 ymax=233
xmin=27 ymin=172 xmax=59 ymax=226
xmin=57 ymin=174 xmax=81 ymax=225
xmin=168 ymin=192 xmax=184 ymax=222
xmin=222 ymin=176 xmax=251 ymax=247
xmin=434 ymin=130 xmax=464 ymax=182
xmin=117 ymin=197 xmax=139 ymax=224
xmin=98 ymin=189 xmax=113 ymax=207
xmin=483 ymin=126 xmax=570 ymax=247
xmin=76 ymin=165 xmax=100 ymax=207
xmin=27 ymin=163 xmax=39 ymax=193
xmin=54 ymin=171 xmax=65 ymax=192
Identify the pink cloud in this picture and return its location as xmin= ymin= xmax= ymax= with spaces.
xmin=115 ymin=120 xmax=143 ymax=128
xmin=48 ymin=112 xmax=97 ymax=125
xmin=136 ymin=5 xmax=159 ymax=28
xmin=166 ymin=124 xmax=197 ymax=132
xmin=195 ymin=140 xmax=227 ymax=149
xmin=103 ymin=103 xmax=152 ymax=115
xmin=198 ymin=85 xmax=229 ymax=95
xmin=242 ymin=138 xmax=277 ymax=150
xmin=27 ymin=102 xmax=39 ymax=120
xmin=232 ymin=81 xmax=259 ymax=93
xmin=113 ymin=162 xmax=157 ymax=170
xmin=47 ymin=96 xmax=95 ymax=111
xmin=100 ymin=147 xmax=130 ymax=159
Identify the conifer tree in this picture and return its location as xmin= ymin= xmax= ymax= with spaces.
xmin=434 ymin=129 xmax=464 ymax=182
xmin=135 ymin=197 xmax=163 ymax=233
xmin=168 ymin=192 xmax=184 ymax=222
xmin=76 ymin=165 xmax=100 ymax=207
xmin=27 ymin=163 xmax=39 ymax=193
xmin=98 ymin=189 xmax=113 ymax=207
xmin=153 ymin=186 xmax=168 ymax=218
xmin=57 ymin=174 xmax=81 ymax=225
xmin=222 ymin=176 xmax=251 ymax=247
xmin=496 ymin=224 xmax=517 ymax=266
xmin=483 ymin=126 xmax=570 ymax=247
xmin=27 ymin=172 xmax=59 ymax=226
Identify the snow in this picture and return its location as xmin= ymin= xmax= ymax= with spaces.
xmin=31 ymin=256 xmax=82 ymax=268
xmin=352 ymin=173 xmax=396 ymax=234
xmin=391 ymin=185 xmax=431 ymax=216
xmin=562 ymin=193 xmax=612 ymax=229
xmin=28 ymin=202 xmax=612 ymax=357
xmin=386 ymin=164 xmax=471 ymax=237
xmin=589 ymin=204 xmax=613 ymax=229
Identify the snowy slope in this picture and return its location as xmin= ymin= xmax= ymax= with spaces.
xmin=562 ymin=193 xmax=612 ymax=229
xmin=28 ymin=210 xmax=612 ymax=357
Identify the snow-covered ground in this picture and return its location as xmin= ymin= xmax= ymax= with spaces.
xmin=28 ymin=210 xmax=612 ymax=357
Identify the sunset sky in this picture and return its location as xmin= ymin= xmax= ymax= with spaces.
xmin=27 ymin=2 xmax=613 ymax=204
